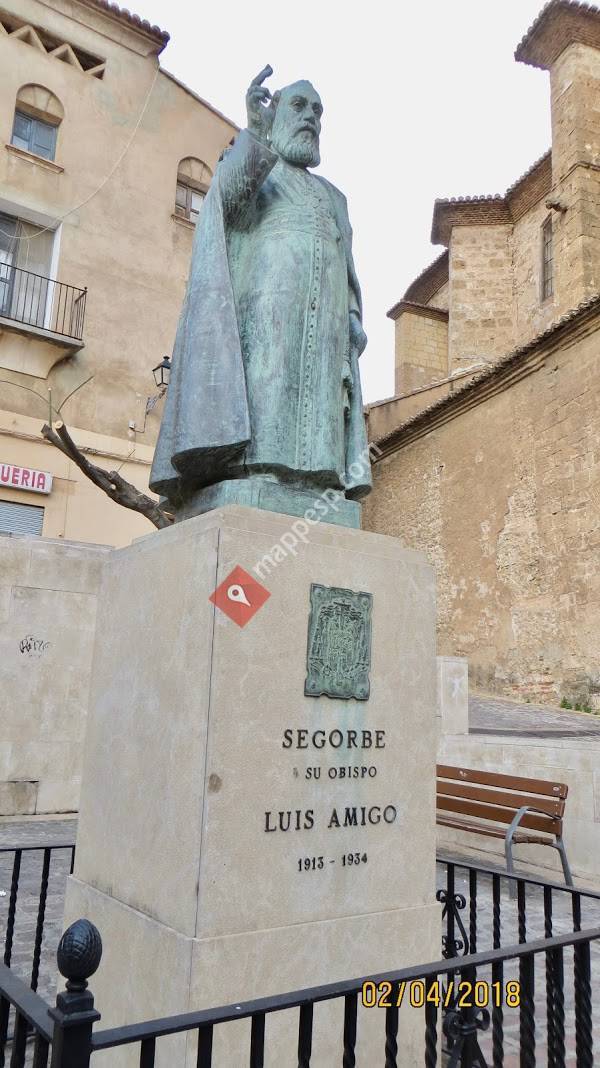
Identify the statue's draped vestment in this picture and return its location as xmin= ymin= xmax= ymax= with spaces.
xmin=150 ymin=130 xmax=371 ymax=505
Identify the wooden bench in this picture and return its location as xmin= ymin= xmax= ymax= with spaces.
xmin=436 ymin=764 xmax=573 ymax=885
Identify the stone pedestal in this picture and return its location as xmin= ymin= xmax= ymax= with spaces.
xmin=65 ymin=506 xmax=440 ymax=1066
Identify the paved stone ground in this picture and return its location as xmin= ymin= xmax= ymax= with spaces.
xmin=1 ymin=816 xmax=599 ymax=1064
xmin=470 ymin=693 xmax=600 ymax=737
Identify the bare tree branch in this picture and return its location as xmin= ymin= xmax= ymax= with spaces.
xmin=41 ymin=421 xmax=173 ymax=530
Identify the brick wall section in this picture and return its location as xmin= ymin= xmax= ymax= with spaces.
xmin=516 ymin=1 xmax=600 ymax=71
xmin=364 ymin=311 xmax=600 ymax=704
xmin=449 ymin=224 xmax=515 ymax=371
xmin=394 ymin=308 xmax=449 ymax=394
xmin=507 ymin=152 xmax=552 ymax=222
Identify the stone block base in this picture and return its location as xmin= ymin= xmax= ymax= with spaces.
xmin=66 ymin=878 xmax=440 ymax=1067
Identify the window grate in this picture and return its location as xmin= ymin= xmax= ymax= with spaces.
xmin=0 ymin=499 xmax=44 ymax=535
xmin=542 ymin=216 xmax=553 ymax=301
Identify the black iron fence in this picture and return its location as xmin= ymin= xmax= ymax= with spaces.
xmin=0 ymin=842 xmax=75 ymax=1061
xmin=0 ymin=265 xmax=86 ymax=340
xmin=437 ymin=853 xmax=600 ymax=960
xmin=1 ymin=843 xmax=599 ymax=1066
xmin=1 ymin=843 xmax=76 ymax=990
xmin=0 ymin=919 xmax=598 ymax=1067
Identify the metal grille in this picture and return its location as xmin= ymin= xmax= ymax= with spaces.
xmin=0 ymin=500 xmax=44 ymax=535
xmin=542 ymin=216 xmax=553 ymax=300
xmin=0 ymin=265 xmax=86 ymax=340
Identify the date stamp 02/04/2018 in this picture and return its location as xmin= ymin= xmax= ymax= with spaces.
xmin=361 ymin=980 xmax=521 ymax=1010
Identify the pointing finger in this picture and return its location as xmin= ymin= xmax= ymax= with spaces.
xmin=250 ymin=64 xmax=273 ymax=87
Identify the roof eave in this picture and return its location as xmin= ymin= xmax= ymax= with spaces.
xmin=515 ymin=0 xmax=600 ymax=71
xmin=373 ymin=293 xmax=600 ymax=458
xmin=76 ymin=0 xmax=170 ymax=53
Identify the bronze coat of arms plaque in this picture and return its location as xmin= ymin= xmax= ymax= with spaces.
xmin=304 ymin=584 xmax=372 ymax=700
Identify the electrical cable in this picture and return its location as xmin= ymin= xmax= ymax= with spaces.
xmin=0 ymin=64 xmax=160 ymax=243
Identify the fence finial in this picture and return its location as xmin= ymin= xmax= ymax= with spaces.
xmin=57 ymin=919 xmax=102 ymax=993
xmin=50 ymin=920 xmax=102 ymax=1067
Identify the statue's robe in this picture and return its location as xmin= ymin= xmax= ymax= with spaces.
xmin=150 ymin=129 xmax=371 ymax=506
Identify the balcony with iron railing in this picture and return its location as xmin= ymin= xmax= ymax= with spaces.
xmin=0 ymin=264 xmax=87 ymax=378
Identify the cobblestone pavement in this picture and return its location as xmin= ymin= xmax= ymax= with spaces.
xmin=470 ymin=693 xmax=600 ymax=737
xmin=1 ymin=818 xmax=599 ymax=1064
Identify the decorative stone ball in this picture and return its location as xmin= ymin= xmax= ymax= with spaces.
xmin=57 ymin=919 xmax=102 ymax=981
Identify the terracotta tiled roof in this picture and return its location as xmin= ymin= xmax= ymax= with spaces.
xmin=505 ymin=150 xmax=552 ymax=200
xmin=373 ymin=294 xmax=600 ymax=458
xmin=80 ymin=0 xmax=170 ymax=48
xmin=386 ymin=299 xmax=449 ymax=323
xmin=386 ymin=251 xmax=449 ymax=318
xmin=515 ymin=0 xmax=600 ymax=70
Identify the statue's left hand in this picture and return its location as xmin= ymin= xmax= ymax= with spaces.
xmin=349 ymin=314 xmax=367 ymax=357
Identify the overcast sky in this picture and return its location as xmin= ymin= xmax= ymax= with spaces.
xmin=138 ymin=0 xmax=550 ymax=402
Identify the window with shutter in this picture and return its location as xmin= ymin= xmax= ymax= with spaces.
xmin=11 ymin=111 xmax=32 ymax=152
xmin=31 ymin=118 xmax=57 ymax=159
xmin=0 ymin=500 xmax=44 ymax=536
xmin=190 ymin=189 xmax=204 ymax=222
xmin=11 ymin=109 xmax=58 ymax=161
xmin=175 ymin=182 xmax=188 ymax=214
xmin=175 ymin=181 xmax=205 ymax=223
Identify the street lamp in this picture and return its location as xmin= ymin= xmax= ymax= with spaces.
xmin=152 ymin=356 xmax=171 ymax=389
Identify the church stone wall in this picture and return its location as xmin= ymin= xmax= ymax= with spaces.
xmin=550 ymin=43 xmax=600 ymax=318
xmin=448 ymin=225 xmax=515 ymax=372
xmin=364 ymin=316 xmax=600 ymax=705
xmin=394 ymin=309 xmax=449 ymax=395
xmin=513 ymin=198 xmax=558 ymax=343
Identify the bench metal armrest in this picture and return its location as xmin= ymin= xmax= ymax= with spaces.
xmin=506 ymin=805 xmax=554 ymax=843
xmin=505 ymin=806 xmax=573 ymax=887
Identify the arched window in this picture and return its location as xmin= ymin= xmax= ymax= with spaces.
xmin=175 ymin=157 xmax=212 ymax=224
xmin=11 ymin=84 xmax=63 ymax=161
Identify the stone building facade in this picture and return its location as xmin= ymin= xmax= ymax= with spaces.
xmin=366 ymin=0 xmax=600 ymax=704
xmin=0 ymin=0 xmax=236 ymax=546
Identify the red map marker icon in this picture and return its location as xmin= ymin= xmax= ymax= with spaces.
xmin=209 ymin=565 xmax=271 ymax=627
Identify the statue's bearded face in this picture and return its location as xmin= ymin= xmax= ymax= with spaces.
xmin=270 ymin=81 xmax=322 ymax=168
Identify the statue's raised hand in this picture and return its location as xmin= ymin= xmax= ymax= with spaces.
xmin=246 ymin=65 xmax=274 ymax=143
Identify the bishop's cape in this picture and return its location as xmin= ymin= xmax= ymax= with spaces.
xmin=150 ymin=129 xmax=372 ymax=505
